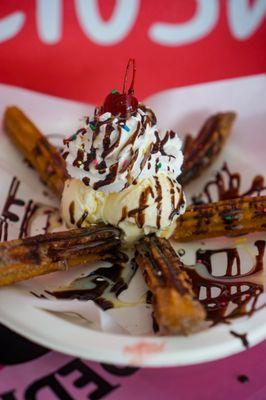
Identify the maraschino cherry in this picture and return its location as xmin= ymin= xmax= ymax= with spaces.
xmin=101 ymin=59 xmax=138 ymax=118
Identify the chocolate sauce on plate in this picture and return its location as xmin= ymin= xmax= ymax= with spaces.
xmin=192 ymin=163 xmax=266 ymax=204
xmin=230 ymin=330 xmax=249 ymax=349
xmin=50 ymin=253 xmax=138 ymax=310
xmin=184 ymin=240 xmax=266 ymax=325
xmin=0 ymin=177 xmax=25 ymax=241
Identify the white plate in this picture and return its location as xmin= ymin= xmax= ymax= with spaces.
xmin=0 ymin=75 xmax=265 ymax=367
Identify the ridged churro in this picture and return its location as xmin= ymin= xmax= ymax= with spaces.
xmin=180 ymin=112 xmax=236 ymax=185
xmin=0 ymin=225 xmax=121 ymax=286
xmin=173 ymin=196 xmax=266 ymax=241
xmin=135 ymin=236 xmax=206 ymax=334
xmin=3 ymin=106 xmax=68 ymax=197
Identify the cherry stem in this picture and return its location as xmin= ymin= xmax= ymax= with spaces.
xmin=122 ymin=59 xmax=136 ymax=95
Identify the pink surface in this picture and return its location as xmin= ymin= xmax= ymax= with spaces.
xmin=0 ymin=342 xmax=265 ymax=399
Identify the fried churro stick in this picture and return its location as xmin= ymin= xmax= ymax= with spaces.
xmin=173 ymin=196 xmax=266 ymax=242
xmin=0 ymin=225 xmax=121 ymax=287
xmin=3 ymin=106 xmax=68 ymax=197
xmin=180 ymin=112 xmax=236 ymax=185
xmin=135 ymin=236 xmax=206 ymax=335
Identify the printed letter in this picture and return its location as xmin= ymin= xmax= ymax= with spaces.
xmin=228 ymin=0 xmax=266 ymax=40
xmin=75 ymin=0 xmax=140 ymax=45
xmin=149 ymin=0 xmax=219 ymax=46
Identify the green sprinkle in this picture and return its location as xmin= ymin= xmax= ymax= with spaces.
xmin=157 ymin=162 xmax=162 ymax=169
xmin=90 ymin=123 xmax=96 ymax=131
xmin=225 ymin=215 xmax=232 ymax=221
xmin=111 ymin=89 xmax=118 ymax=94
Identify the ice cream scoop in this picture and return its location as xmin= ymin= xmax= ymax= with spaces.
xmin=61 ymin=59 xmax=186 ymax=242
xmin=61 ymin=174 xmax=185 ymax=242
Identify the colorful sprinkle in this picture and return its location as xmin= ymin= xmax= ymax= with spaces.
xmin=63 ymin=133 xmax=77 ymax=145
xmin=122 ymin=160 xmax=128 ymax=168
xmin=123 ymin=124 xmax=130 ymax=132
xmin=111 ymin=89 xmax=118 ymax=94
xmin=224 ymin=215 xmax=233 ymax=221
xmin=92 ymin=159 xmax=98 ymax=166
xmin=157 ymin=162 xmax=162 ymax=169
xmin=90 ymin=122 xmax=96 ymax=131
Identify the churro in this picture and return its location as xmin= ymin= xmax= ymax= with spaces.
xmin=173 ymin=196 xmax=266 ymax=241
xmin=135 ymin=236 xmax=206 ymax=334
xmin=4 ymin=106 xmax=68 ymax=197
xmin=0 ymin=225 xmax=121 ymax=286
xmin=181 ymin=112 xmax=236 ymax=185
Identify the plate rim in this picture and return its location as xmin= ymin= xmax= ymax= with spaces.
xmin=0 ymin=78 xmax=266 ymax=367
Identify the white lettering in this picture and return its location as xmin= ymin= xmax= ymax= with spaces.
xmin=75 ymin=0 xmax=140 ymax=45
xmin=149 ymin=0 xmax=219 ymax=46
xmin=228 ymin=0 xmax=266 ymax=40
xmin=36 ymin=0 xmax=62 ymax=44
xmin=0 ymin=12 xmax=25 ymax=43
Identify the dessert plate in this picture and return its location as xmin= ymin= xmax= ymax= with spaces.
xmin=0 ymin=75 xmax=265 ymax=367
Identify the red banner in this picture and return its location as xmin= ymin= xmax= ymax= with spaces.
xmin=0 ymin=0 xmax=265 ymax=104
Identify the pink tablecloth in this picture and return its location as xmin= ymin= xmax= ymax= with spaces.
xmin=0 ymin=329 xmax=265 ymax=400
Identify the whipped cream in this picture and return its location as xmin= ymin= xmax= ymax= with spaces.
xmin=63 ymin=105 xmax=183 ymax=193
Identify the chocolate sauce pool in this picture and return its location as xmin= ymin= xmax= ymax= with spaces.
xmin=49 ymin=252 xmax=138 ymax=310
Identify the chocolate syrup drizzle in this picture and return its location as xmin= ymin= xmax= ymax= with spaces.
xmin=0 ymin=176 xmax=62 ymax=243
xmin=192 ymin=163 xmax=266 ymax=204
xmin=230 ymin=330 xmax=249 ymax=349
xmin=116 ymin=178 xmax=184 ymax=231
xmin=184 ymin=240 xmax=265 ymax=325
xmin=0 ymin=177 xmax=25 ymax=241
xmin=50 ymin=253 xmax=138 ymax=310
xmin=63 ymin=100 xmax=182 ymax=193
xmin=19 ymin=200 xmax=60 ymax=239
